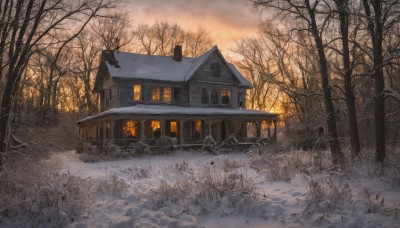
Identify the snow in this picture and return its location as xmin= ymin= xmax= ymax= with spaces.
xmin=77 ymin=104 xmax=277 ymax=123
xmin=105 ymin=46 xmax=252 ymax=87
xmin=54 ymin=149 xmax=400 ymax=228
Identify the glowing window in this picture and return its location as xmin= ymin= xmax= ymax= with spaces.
xmin=151 ymin=120 xmax=161 ymax=131
xmin=170 ymin=121 xmax=177 ymax=133
xmin=163 ymin=87 xmax=172 ymax=103
xmin=194 ymin=120 xmax=202 ymax=134
xmin=123 ymin=120 xmax=138 ymax=138
xmin=133 ymin=84 xmax=141 ymax=101
xmin=222 ymin=88 xmax=230 ymax=105
xmin=152 ymin=86 xmax=160 ymax=101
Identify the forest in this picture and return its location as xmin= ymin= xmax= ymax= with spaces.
xmin=0 ymin=0 xmax=399 ymax=227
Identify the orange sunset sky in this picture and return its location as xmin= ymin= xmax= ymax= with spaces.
xmin=127 ymin=0 xmax=265 ymax=53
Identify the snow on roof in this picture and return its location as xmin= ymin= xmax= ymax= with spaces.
xmin=228 ymin=63 xmax=252 ymax=88
xmin=106 ymin=52 xmax=194 ymax=81
xmin=77 ymin=104 xmax=277 ymax=123
xmin=105 ymin=46 xmax=252 ymax=87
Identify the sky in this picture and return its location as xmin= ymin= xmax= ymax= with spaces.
xmin=127 ymin=0 xmax=265 ymax=53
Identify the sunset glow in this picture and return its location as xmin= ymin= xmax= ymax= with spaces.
xmin=127 ymin=0 xmax=263 ymax=52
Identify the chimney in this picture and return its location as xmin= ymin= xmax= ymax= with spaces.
xmin=173 ymin=45 xmax=182 ymax=62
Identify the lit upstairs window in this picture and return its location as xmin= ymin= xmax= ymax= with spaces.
xmin=163 ymin=87 xmax=172 ymax=103
xmin=152 ymin=86 xmax=160 ymax=101
xmin=133 ymin=84 xmax=141 ymax=101
xmin=222 ymin=88 xmax=230 ymax=105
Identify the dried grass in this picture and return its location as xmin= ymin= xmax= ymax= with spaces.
xmin=0 ymin=155 xmax=92 ymax=227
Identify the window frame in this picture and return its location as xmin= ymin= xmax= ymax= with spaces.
xmin=133 ymin=84 xmax=141 ymax=101
xmin=163 ymin=86 xmax=172 ymax=103
xmin=151 ymin=86 xmax=161 ymax=102
xmin=221 ymin=88 xmax=231 ymax=105
xmin=210 ymin=88 xmax=219 ymax=105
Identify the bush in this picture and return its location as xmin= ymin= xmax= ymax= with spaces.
xmin=0 ymin=157 xmax=92 ymax=227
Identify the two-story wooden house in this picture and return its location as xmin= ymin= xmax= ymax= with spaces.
xmin=77 ymin=45 xmax=278 ymax=146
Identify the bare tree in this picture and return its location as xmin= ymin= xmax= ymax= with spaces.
xmin=183 ymin=27 xmax=214 ymax=57
xmin=360 ymin=0 xmax=400 ymax=162
xmin=333 ymin=0 xmax=361 ymax=158
xmin=0 ymin=0 xmax=121 ymax=164
xmin=249 ymin=0 xmax=345 ymax=164
xmin=133 ymin=21 xmax=214 ymax=57
xmin=91 ymin=11 xmax=135 ymax=51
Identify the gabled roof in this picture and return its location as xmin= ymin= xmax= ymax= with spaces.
xmin=102 ymin=46 xmax=252 ymax=88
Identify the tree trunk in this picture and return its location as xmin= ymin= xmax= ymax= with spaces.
xmin=306 ymin=0 xmax=344 ymax=164
xmin=362 ymin=0 xmax=386 ymax=162
xmin=335 ymin=0 xmax=361 ymax=158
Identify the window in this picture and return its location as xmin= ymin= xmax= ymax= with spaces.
xmin=170 ymin=121 xmax=177 ymax=133
xmin=222 ymin=88 xmax=230 ymax=105
xmin=151 ymin=120 xmax=161 ymax=138
xmin=133 ymin=84 xmax=141 ymax=101
xmin=173 ymin=88 xmax=180 ymax=102
xmin=193 ymin=120 xmax=202 ymax=138
xmin=123 ymin=120 xmax=139 ymax=138
xmin=210 ymin=62 xmax=220 ymax=77
xmin=238 ymin=92 xmax=243 ymax=107
xmin=211 ymin=88 xmax=218 ymax=104
xmin=201 ymin=88 xmax=208 ymax=104
xmin=163 ymin=87 xmax=172 ymax=103
xmin=151 ymin=86 xmax=160 ymax=101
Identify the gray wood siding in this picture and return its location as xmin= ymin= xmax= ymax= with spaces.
xmin=191 ymin=53 xmax=239 ymax=85
xmin=189 ymin=82 xmax=238 ymax=108
xmin=117 ymin=79 xmax=189 ymax=107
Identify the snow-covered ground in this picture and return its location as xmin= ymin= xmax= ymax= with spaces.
xmin=54 ymin=149 xmax=400 ymax=228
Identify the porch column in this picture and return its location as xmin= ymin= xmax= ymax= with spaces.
xmin=110 ymin=117 xmax=115 ymax=145
xmin=273 ymin=119 xmax=277 ymax=141
xmin=180 ymin=121 xmax=184 ymax=145
xmin=256 ymin=119 xmax=261 ymax=138
xmin=160 ymin=118 xmax=165 ymax=137
xmin=208 ymin=118 xmax=212 ymax=136
xmin=102 ymin=118 xmax=107 ymax=147
xmin=241 ymin=120 xmax=247 ymax=140
xmin=267 ymin=120 xmax=271 ymax=138
xmin=140 ymin=120 xmax=145 ymax=141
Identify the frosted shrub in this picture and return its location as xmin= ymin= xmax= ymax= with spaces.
xmin=202 ymin=135 xmax=217 ymax=154
xmin=151 ymin=165 xmax=257 ymax=216
xmin=96 ymin=173 xmax=128 ymax=197
xmin=215 ymin=135 xmax=239 ymax=153
xmin=250 ymin=150 xmax=316 ymax=182
xmin=0 ymin=160 xmax=92 ymax=227
xmin=157 ymin=136 xmax=177 ymax=152
xmin=221 ymin=158 xmax=244 ymax=172
xmin=304 ymin=173 xmax=352 ymax=213
xmin=120 ymin=165 xmax=152 ymax=180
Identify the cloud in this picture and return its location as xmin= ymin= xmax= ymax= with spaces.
xmin=126 ymin=0 xmax=263 ymax=50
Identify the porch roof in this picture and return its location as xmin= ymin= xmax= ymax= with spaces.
xmin=77 ymin=104 xmax=278 ymax=124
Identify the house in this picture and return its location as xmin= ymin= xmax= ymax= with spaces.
xmin=77 ymin=45 xmax=278 ymax=146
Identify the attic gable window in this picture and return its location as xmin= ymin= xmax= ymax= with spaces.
xmin=210 ymin=62 xmax=220 ymax=77
xmin=163 ymin=87 xmax=172 ymax=103
xmin=133 ymin=84 xmax=141 ymax=101
xmin=151 ymin=86 xmax=160 ymax=101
